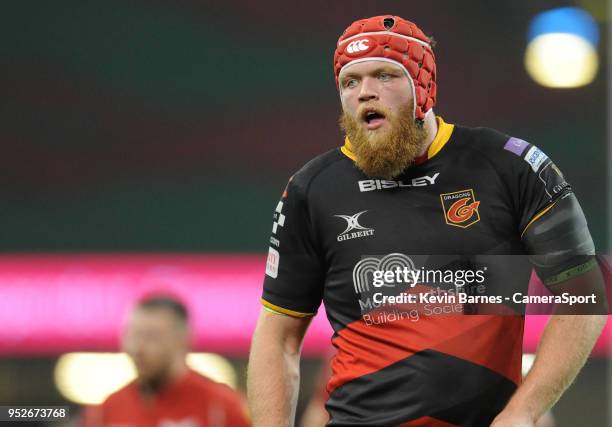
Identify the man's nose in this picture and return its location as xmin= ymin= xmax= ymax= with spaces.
xmin=358 ymin=77 xmax=379 ymax=102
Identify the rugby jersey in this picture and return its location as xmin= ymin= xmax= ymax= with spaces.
xmin=92 ymin=370 xmax=250 ymax=427
xmin=262 ymin=116 xmax=575 ymax=426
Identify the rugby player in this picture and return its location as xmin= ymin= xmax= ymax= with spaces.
xmin=90 ymin=295 xmax=250 ymax=427
xmin=247 ymin=15 xmax=607 ymax=427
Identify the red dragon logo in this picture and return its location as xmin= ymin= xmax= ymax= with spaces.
xmin=440 ymin=189 xmax=481 ymax=228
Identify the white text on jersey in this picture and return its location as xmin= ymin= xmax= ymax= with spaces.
xmin=358 ymin=173 xmax=440 ymax=192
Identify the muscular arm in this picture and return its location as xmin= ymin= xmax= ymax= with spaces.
xmin=247 ymin=309 xmax=312 ymax=427
xmin=492 ymin=265 xmax=607 ymax=426
xmin=493 ymin=192 xmax=608 ymax=426
xmin=493 ymin=315 xmax=606 ymax=426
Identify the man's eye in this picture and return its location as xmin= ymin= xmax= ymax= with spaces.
xmin=379 ymin=73 xmax=392 ymax=81
xmin=344 ymin=79 xmax=358 ymax=88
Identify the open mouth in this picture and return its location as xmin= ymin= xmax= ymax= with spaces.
xmin=362 ymin=109 xmax=386 ymax=129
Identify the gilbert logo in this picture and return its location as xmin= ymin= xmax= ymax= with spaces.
xmin=440 ymin=189 xmax=480 ymax=228
xmin=346 ymin=38 xmax=371 ymax=55
xmin=335 ymin=210 xmax=375 ymax=242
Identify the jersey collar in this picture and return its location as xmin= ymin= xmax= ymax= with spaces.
xmin=340 ymin=116 xmax=454 ymax=163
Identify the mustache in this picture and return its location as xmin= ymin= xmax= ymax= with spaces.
xmin=338 ymin=104 xmax=427 ymax=179
xmin=355 ymin=103 xmax=392 ymax=120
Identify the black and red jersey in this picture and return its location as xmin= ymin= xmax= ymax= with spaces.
xmin=261 ymin=117 xmax=574 ymax=426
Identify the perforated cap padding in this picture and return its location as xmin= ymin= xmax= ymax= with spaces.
xmin=334 ymin=15 xmax=437 ymax=121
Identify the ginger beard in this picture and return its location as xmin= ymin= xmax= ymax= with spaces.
xmin=339 ymin=102 xmax=427 ymax=179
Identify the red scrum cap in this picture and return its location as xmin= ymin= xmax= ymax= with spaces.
xmin=334 ymin=15 xmax=437 ymax=122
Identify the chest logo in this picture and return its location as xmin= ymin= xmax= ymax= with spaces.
xmin=335 ymin=210 xmax=375 ymax=242
xmin=440 ymin=189 xmax=480 ymax=228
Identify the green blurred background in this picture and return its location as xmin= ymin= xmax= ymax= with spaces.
xmin=0 ymin=0 xmax=607 ymax=251
xmin=0 ymin=1 xmax=609 ymax=426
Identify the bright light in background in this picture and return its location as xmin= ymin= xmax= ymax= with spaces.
xmin=525 ymin=34 xmax=598 ymax=88
xmin=55 ymin=352 xmax=237 ymax=405
xmin=521 ymin=353 xmax=536 ymax=377
xmin=525 ymin=7 xmax=599 ymax=88
xmin=54 ymin=353 xmax=134 ymax=405
xmin=186 ymin=353 xmax=237 ymax=388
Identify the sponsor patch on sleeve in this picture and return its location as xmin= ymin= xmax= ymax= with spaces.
xmin=265 ymin=247 xmax=280 ymax=278
xmin=523 ymin=146 xmax=549 ymax=172
xmin=539 ymin=161 xmax=570 ymax=200
xmin=503 ymin=137 xmax=529 ymax=156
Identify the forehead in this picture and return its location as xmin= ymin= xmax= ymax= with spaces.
xmin=126 ymin=307 xmax=177 ymax=330
xmin=339 ymin=60 xmax=406 ymax=79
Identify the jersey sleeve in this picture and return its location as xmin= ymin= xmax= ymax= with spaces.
xmin=505 ymin=137 xmax=596 ymax=285
xmin=508 ymin=139 xmax=572 ymax=235
xmin=261 ymin=175 xmax=324 ymax=317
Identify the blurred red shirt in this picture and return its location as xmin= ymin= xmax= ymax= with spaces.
xmin=82 ymin=370 xmax=250 ymax=427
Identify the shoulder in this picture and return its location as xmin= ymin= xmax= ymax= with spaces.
xmin=453 ymin=124 xmax=513 ymax=154
xmin=187 ymin=373 xmax=250 ymax=426
xmin=186 ymin=372 xmax=244 ymax=404
xmin=451 ymin=124 xmax=537 ymax=169
xmin=101 ymin=380 xmax=137 ymax=409
xmin=288 ymin=148 xmax=347 ymax=196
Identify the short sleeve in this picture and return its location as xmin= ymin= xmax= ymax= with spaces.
xmin=261 ymin=176 xmax=324 ymax=317
xmin=507 ymin=138 xmax=596 ymax=285
xmin=511 ymin=141 xmax=572 ymax=236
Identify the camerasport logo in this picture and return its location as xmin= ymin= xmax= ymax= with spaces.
xmin=440 ymin=189 xmax=481 ymax=228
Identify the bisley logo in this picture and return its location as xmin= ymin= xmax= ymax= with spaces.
xmin=335 ymin=210 xmax=375 ymax=242
xmin=358 ymin=173 xmax=440 ymax=192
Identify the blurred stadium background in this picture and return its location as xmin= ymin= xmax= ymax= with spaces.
xmin=0 ymin=0 xmax=609 ymax=426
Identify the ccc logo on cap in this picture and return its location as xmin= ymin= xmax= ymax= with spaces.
xmin=346 ymin=38 xmax=372 ymax=55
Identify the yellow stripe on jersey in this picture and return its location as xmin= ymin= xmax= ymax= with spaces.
xmin=427 ymin=116 xmax=455 ymax=159
xmin=340 ymin=140 xmax=356 ymax=161
xmin=261 ymin=298 xmax=315 ymax=318
xmin=521 ymin=201 xmax=557 ymax=238
xmin=341 ymin=116 xmax=455 ymax=161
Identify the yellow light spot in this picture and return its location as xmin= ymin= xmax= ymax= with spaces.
xmin=54 ymin=353 xmax=134 ymax=405
xmin=522 ymin=353 xmax=536 ymax=377
xmin=525 ymin=33 xmax=598 ymax=88
xmin=186 ymin=353 xmax=237 ymax=389
xmin=55 ymin=352 xmax=237 ymax=405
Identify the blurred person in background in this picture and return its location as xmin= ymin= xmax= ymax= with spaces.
xmin=248 ymin=14 xmax=607 ymax=427
xmin=82 ymin=295 xmax=250 ymax=427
